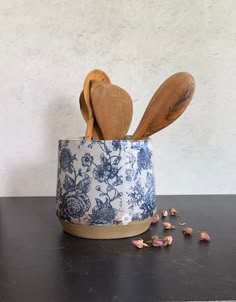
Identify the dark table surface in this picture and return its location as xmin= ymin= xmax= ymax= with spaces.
xmin=0 ymin=195 xmax=236 ymax=302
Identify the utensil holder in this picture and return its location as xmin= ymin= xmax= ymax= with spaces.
xmin=56 ymin=138 xmax=157 ymax=239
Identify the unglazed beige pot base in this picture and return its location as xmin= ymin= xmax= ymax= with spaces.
xmin=59 ymin=218 xmax=152 ymax=239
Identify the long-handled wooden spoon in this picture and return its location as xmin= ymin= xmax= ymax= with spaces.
xmin=79 ymin=91 xmax=103 ymax=139
xmin=91 ymin=83 xmax=133 ymax=140
xmin=132 ymin=72 xmax=195 ymax=140
xmin=83 ymin=69 xmax=111 ymax=140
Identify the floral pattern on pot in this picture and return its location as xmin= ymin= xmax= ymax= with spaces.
xmin=56 ymin=139 xmax=157 ymax=226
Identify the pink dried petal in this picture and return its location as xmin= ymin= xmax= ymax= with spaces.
xmin=198 ymin=231 xmax=210 ymax=242
xmin=151 ymin=213 xmax=160 ymax=224
xmin=163 ymin=235 xmax=173 ymax=246
xmin=182 ymin=227 xmax=193 ymax=235
xmin=132 ymin=239 xmax=149 ymax=249
xmin=162 ymin=222 xmax=175 ymax=230
xmin=146 ymin=235 xmax=159 ymax=245
xmin=169 ymin=207 xmax=177 ymax=216
xmin=152 ymin=239 xmax=164 ymax=247
xmin=161 ymin=210 xmax=168 ymax=218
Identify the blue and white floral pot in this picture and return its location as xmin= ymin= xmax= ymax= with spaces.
xmin=56 ymin=138 xmax=157 ymax=239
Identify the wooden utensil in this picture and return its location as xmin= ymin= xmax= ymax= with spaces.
xmin=83 ymin=69 xmax=111 ymax=140
xmin=79 ymin=91 xmax=103 ymax=140
xmin=132 ymin=72 xmax=195 ymax=140
xmin=91 ymin=83 xmax=133 ymax=140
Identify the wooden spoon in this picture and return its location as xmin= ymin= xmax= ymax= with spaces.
xmin=132 ymin=72 xmax=195 ymax=140
xmin=91 ymin=83 xmax=133 ymax=140
xmin=79 ymin=91 xmax=103 ymax=139
xmin=83 ymin=69 xmax=111 ymax=140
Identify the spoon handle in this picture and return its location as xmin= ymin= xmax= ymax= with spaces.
xmin=92 ymin=122 xmax=103 ymax=140
xmin=85 ymin=117 xmax=94 ymax=140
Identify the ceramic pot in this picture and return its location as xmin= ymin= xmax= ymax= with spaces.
xmin=56 ymin=138 xmax=157 ymax=239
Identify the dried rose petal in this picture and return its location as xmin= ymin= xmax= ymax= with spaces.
xmin=162 ymin=222 xmax=175 ymax=230
xmin=151 ymin=235 xmax=159 ymax=240
xmin=169 ymin=207 xmax=177 ymax=216
xmin=132 ymin=239 xmax=149 ymax=249
xmin=163 ymin=235 xmax=173 ymax=246
xmin=198 ymin=231 xmax=210 ymax=242
xmin=161 ymin=210 xmax=168 ymax=218
xmin=151 ymin=213 xmax=160 ymax=224
xmin=182 ymin=227 xmax=193 ymax=235
xmin=152 ymin=238 xmax=164 ymax=247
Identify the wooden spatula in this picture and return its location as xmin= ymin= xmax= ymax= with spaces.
xmin=91 ymin=83 xmax=133 ymax=140
xmin=83 ymin=69 xmax=111 ymax=140
xmin=79 ymin=91 xmax=103 ymax=139
xmin=132 ymin=72 xmax=195 ymax=140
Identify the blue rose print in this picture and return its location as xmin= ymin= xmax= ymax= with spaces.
xmin=93 ymin=152 xmax=119 ymax=183
xmin=81 ymin=153 xmax=94 ymax=168
xmin=62 ymin=190 xmax=91 ymax=220
xmin=89 ymin=198 xmax=117 ymax=225
xmin=137 ymin=146 xmax=152 ymax=170
xmin=77 ymin=174 xmax=92 ymax=194
xmin=140 ymin=189 xmax=156 ymax=219
xmin=93 ymin=164 xmax=109 ymax=183
xmin=59 ymin=148 xmax=77 ymax=173
xmin=57 ymin=139 xmax=156 ymax=226
xmin=127 ymin=171 xmax=156 ymax=220
xmin=127 ymin=181 xmax=145 ymax=209
xmin=112 ymin=140 xmax=121 ymax=151
xmin=145 ymin=172 xmax=154 ymax=189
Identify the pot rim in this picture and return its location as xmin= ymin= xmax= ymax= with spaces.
xmin=58 ymin=136 xmax=151 ymax=142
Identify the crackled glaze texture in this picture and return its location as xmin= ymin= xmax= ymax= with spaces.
xmin=56 ymin=139 xmax=157 ymax=226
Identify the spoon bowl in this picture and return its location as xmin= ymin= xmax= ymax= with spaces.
xmin=132 ymin=72 xmax=195 ymax=140
xmin=83 ymin=69 xmax=111 ymax=140
xmin=91 ymin=83 xmax=133 ymax=140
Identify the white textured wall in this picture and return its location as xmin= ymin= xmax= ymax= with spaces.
xmin=0 ymin=0 xmax=236 ymax=196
